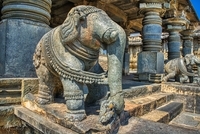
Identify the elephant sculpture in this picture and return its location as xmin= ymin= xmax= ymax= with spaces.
xmin=33 ymin=5 xmax=126 ymax=124
xmin=162 ymin=54 xmax=200 ymax=83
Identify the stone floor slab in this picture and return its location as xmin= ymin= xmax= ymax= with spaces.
xmin=118 ymin=117 xmax=200 ymax=134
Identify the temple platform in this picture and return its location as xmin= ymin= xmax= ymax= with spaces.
xmin=1 ymin=74 xmax=200 ymax=133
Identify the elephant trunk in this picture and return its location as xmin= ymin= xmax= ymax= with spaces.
xmin=106 ymin=25 xmax=126 ymax=114
xmin=194 ymin=57 xmax=200 ymax=77
xmin=194 ymin=57 xmax=200 ymax=64
xmin=178 ymin=58 xmax=195 ymax=76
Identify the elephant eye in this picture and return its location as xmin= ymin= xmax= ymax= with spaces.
xmin=80 ymin=16 xmax=85 ymax=21
xmin=91 ymin=14 xmax=98 ymax=20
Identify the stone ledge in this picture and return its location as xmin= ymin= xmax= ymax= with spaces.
xmin=124 ymin=92 xmax=174 ymax=117
xmin=140 ymin=101 xmax=183 ymax=124
xmin=0 ymin=106 xmax=21 ymax=128
xmin=140 ymin=110 xmax=169 ymax=123
xmin=170 ymin=112 xmax=200 ymax=130
xmin=118 ymin=117 xmax=200 ymax=134
xmin=123 ymin=84 xmax=161 ymax=98
xmin=14 ymin=106 xmax=77 ymax=134
xmin=21 ymin=93 xmax=121 ymax=134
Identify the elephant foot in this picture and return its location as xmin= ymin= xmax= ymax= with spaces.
xmin=35 ymin=96 xmax=50 ymax=105
xmin=35 ymin=85 xmax=53 ymax=105
xmin=99 ymin=100 xmax=116 ymax=125
xmin=65 ymin=110 xmax=86 ymax=122
xmin=162 ymin=76 xmax=168 ymax=82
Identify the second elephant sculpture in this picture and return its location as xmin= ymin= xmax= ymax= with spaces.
xmin=162 ymin=54 xmax=200 ymax=83
xmin=33 ymin=5 xmax=126 ymax=124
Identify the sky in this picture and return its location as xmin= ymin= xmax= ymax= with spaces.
xmin=190 ymin=0 xmax=200 ymax=20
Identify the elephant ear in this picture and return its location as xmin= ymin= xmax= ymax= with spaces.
xmin=60 ymin=8 xmax=81 ymax=44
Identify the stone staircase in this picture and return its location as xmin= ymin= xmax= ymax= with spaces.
xmin=1 ymin=77 xmax=200 ymax=133
xmin=124 ymin=92 xmax=185 ymax=124
xmin=121 ymin=81 xmax=200 ymax=133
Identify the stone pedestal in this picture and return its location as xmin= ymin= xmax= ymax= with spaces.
xmin=0 ymin=0 xmax=52 ymax=77
xmin=136 ymin=0 xmax=165 ymax=82
xmin=137 ymin=52 xmax=164 ymax=82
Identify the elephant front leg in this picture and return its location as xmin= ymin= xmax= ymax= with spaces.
xmin=85 ymin=62 xmax=108 ymax=105
xmin=162 ymin=72 xmax=176 ymax=82
xmin=180 ymin=74 xmax=189 ymax=83
xmin=61 ymin=78 xmax=86 ymax=121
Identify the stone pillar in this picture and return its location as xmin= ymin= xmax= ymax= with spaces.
xmin=128 ymin=36 xmax=142 ymax=71
xmin=181 ymin=26 xmax=195 ymax=56
xmin=0 ymin=0 xmax=52 ymax=77
xmin=123 ymin=32 xmax=130 ymax=75
xmin=136 ymin=0 xmax=165 ymax=82
xmin=163 ymin=11 xmax=189 ymax=60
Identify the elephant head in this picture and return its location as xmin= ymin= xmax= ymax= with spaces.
xmin=184 ymin=54 xmax=200 ymax=66
xmin=179 ymin=54 xmax=200 ymax=76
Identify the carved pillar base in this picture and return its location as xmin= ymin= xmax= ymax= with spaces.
xmin=136 ymin=51 xmax=164 ymax=82
xmin=0 ymin=0 xmax=51 ymax=77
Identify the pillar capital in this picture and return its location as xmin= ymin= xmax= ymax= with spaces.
xmin=139 ymin=0 xmax=166 ymax=16
xmin=181 ymin=24 xmax=195 ymax=37
xmin=163 ymin=11 xmax=189 ymax=33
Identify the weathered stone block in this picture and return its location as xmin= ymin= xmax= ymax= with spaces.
xmin=137 ymin=51 xmax=164 ymax=74
xmin=124 ymin=99 xmax=142 ymax=116
xmin=21 ymin=78 xmax=39 ymax=99
xmin=140 ymin=110 xmax=169 ymax=124
xmin=0 ymin=106 xmax=21 ymax=128
xmin=158 ymin=101 xmax=183 ymax=121
xmin=0 ymin=19 xmax=51 ymax=77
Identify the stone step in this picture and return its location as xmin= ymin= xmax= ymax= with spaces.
xmin=170 ymin=112 xmax=200 ymax=130
xmin=124 ymin=92 xmax=174 ymax=117
xmin=0 ymin=78 xmax=38 ymax=105
xmin=14 ymin=106 xmax=78 ymax=134
xmin=140 ymin=101 xmax=183 ymax=123
xmin=118 ymin=116 xmax=200 ymax=134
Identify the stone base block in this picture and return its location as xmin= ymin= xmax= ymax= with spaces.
xmin=0 ymin=19 xmax=51 ymax=77
xmin=136 ymin=51 xmax=164 ymax=82
xmin=21 ymin=93 xmax=122 ymax=133
xmin=137 ymin=51 xmax=164 ymax=74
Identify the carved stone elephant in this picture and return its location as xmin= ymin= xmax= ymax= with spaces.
xmin=33 ymin=5 xmax=126 ymax=123
xmin=162 ymin=54 xmax=200 ymax=83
